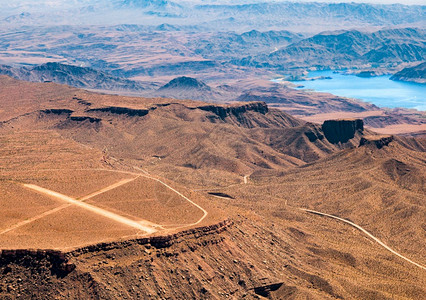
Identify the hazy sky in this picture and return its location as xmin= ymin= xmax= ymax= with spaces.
xmin=0 ymin=0 xmax=424 ymax=7
xmin=220 ymin=0 xmax=426 ymax=4
xmin=1 ymin=0 xmax=425 ymax=4
xmin=291 ymin=0 xmax=425 ymax=4
xmin=199 ymin=0 xmax=425 ymax=4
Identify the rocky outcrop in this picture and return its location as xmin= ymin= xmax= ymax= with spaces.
xmin=322 ymin=119 xmax=364 ymax=144
xmin=70 ymin=116 xmax=101 ymax=123
xmin=359 ymin=135 xmax=394 ymax=149
xmin=41 ymin=109 xmax=74 ymax=115
xmin=70 ymin=219 xmax=232 ymax=256
xmin=197 ymin=102 xmax=268 ymax=120
xmin=0 ymin=249 xmax=76 ymax=277
xmin=87 ymin=106 xmax=152 ymax=117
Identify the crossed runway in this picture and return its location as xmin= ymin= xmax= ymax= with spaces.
xmin=1 ymin=168 xmax=208 ymax=236
xmin=0 ymin=176 xmax=160 ymax=236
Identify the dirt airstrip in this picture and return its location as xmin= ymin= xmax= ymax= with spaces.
xmin=0 ymin=128 xmax=222 ymax=251
xmin=1 ymin=78 xmax=424 ymax=299
xmin=0 ymin=168 xmax=220 ymax=250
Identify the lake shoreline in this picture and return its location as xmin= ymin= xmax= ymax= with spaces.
xmin=274 ymin=70 xmax=426 ymax=111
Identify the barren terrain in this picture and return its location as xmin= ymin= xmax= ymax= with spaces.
xmin=0 ymin=1 xmax=424 ymax=297
xmin=0 ymin=77 xmax=425 ymax=299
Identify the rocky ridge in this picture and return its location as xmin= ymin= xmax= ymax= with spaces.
xmin=0 ymin=63 xmax=148 ymax=92
xmin=390 ymin=62 xmax=426 ymax=84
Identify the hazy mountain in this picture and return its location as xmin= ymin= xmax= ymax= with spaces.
xmin=0 ymin=62 xmax=148 ymax=91
xmin=116 ymin=0 xmax=181 ymax=9
xmin=0 ymin=1 xmax=424 ymax=32
xmin=152 ymin=76 xmax=236 ymax=102
xmin=185 ymin=30 xmax=303 ymax=60
xmin=241 ymin=28 xmax=426 ymax=70
xmin=192 ymin=2 xmax=425 ymax=30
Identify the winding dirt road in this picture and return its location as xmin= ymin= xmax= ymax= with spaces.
xmin=133 ymin=167 xmax=208 ymax=226
xmin=301 ymin=208 xmax=426 ymax=271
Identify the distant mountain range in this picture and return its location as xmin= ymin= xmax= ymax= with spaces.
xmin=185 ymin=30 xmax=303 ymax=60
xmin=238 ymin=28 xmax=426 ymax=71
xmin=117 ymin=0 xmax=181 ymax=9
xmin=0 ymin=63 xmax=148 ymax=92
xmin=1 ymin=1 xmax=424 ymax=32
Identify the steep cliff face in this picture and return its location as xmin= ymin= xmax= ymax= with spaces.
xmin=322 ymin=119 xmax=364 ymax=144
xmin=197 ymin=102 xmax=268 ymax=120
xmin=359 ymin=135 xmax=394 ymax=149
xmin=87 ymin=106 xmax=152 ymax=117
xmin=0 ymin=218 xmax=350 ymax=299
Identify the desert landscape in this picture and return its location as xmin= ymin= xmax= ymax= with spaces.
xmin=0 ymin=0 xmax=425 ymax=299
xmin=0 ymin=75 xmax=425 ymax=299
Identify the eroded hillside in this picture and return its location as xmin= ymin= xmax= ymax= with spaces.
xmin=0 ymin=77 xmax=425 ymax=299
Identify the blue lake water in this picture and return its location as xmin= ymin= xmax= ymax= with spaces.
xmin=286 ymin=71 xmax=425 ymax=111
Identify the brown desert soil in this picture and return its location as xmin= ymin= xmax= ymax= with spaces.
xmin=0 ymin=77 xmax=425 ymax=299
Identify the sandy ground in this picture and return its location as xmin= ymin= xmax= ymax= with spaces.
xmin=0 ymin=128 xmax=220 ymax=250
xmin=369 ymin=123 xmax=426 ymax=135
xmin=0 ymin=168 xmax=214 ymax=249
xmin=298 ymin=110 xmax=386 ymax=123
xmin=23 ymin=183 xmax=158 ymax=234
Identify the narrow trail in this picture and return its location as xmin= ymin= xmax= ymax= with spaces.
xmin=23 ymin=184 xmax=158 ymax=234
xmin=0 ymin=176 xmax=140 ymax=235
xmin=301 ymin=208 xmax=426 ymax=271
xmin=131 ymin=167 xmax=208 ymax=226
xmin=0 ymin=204 xmax=71 ymax=235
xmin=132 ymin=168 xmax=208 ymax=226
xmin=193 ymin=174 xmax=251 ymax=192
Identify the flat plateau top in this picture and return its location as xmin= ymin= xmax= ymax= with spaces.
xmin=0 ymin=168 xmax=210 ymax=251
